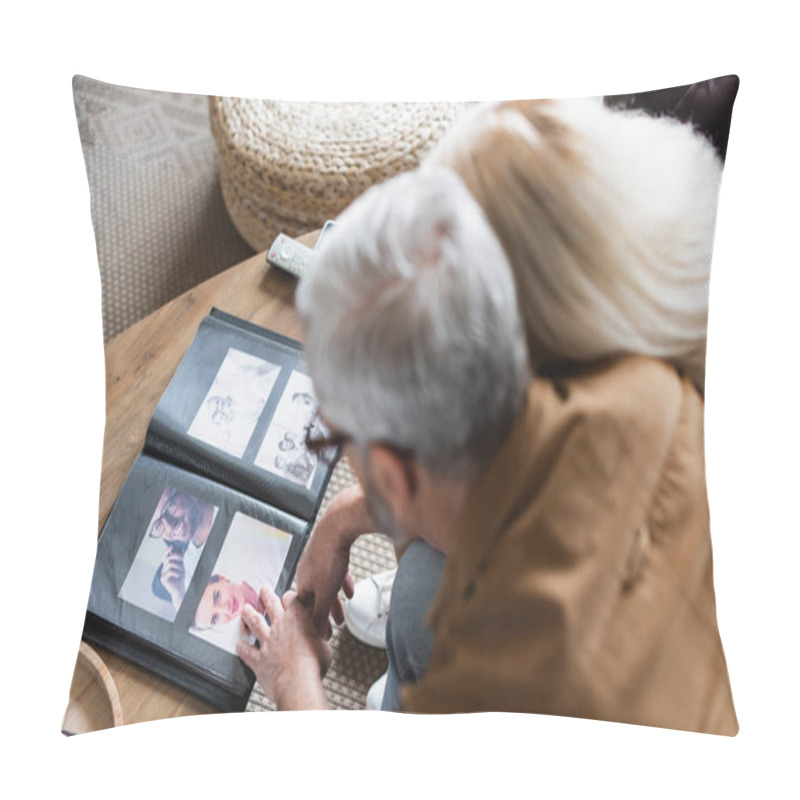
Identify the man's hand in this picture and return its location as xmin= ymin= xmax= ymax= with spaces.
xmin=237 ymin=586 xmax=332 ymax=710
xmin=295 ymin=483 xmax=374 ymax=639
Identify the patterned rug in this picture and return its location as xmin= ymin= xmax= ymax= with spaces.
xmin=72 ymin=75 xmax=254 ymax=342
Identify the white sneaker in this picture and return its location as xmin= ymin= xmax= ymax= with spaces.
xmin=366 ymin=672 xmax=388 ymax=710
xmin=344 ymin=568 xmax=396 ymax=648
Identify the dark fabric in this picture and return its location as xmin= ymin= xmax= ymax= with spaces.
xmin=605 ymin=75 xmax=739 ymax=161
xmin=382 ymin=539 xmax=446 ymax=711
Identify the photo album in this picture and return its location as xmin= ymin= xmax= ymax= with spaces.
xmin=83 ymin=308 xmax=337 ymax=711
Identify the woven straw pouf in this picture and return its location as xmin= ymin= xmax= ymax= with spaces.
xmin=208 ymin=97 xmax=467 ymax=251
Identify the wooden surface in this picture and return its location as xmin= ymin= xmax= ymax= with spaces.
xmin=62 ymin=641 xmax=124 ymax=734
xmin=76 ymin=231 xmax=319 ymax=729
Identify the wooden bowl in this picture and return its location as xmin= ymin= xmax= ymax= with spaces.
xmin=62 ymin=641 xmax=123 ymax=735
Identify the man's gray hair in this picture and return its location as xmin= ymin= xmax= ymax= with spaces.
xmin=296 ymin=168 xmax=530 ymax=478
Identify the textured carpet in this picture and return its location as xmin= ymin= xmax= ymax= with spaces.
xmin=72 ymin=75 xmax=254 ymax=342
xmin=72 ymin=76 xmax=397 ymax=709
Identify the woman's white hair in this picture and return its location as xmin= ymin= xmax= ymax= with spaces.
xmin=425 ymin=98 xmax=724 ymax=393
xmin=296 ymin=168 xmax=530 ymax=478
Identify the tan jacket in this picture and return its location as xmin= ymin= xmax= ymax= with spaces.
xmin=403 ymin=356 xmax=737 ymax=735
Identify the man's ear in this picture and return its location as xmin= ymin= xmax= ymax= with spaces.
xmin=368 ymin=444 xmax=417 ymax=524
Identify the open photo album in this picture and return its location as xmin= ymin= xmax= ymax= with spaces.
xmin=83 ymin=308 xmax=337 ymax=712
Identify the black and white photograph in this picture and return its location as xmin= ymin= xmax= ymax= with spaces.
xmin=187 ymin=347 xmax=281 ymax=459
xmin=254 ymin=370 xmax=320 ymax=487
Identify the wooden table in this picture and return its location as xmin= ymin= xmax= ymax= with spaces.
xmin=69 ymin=231 xmax=319 ymax=730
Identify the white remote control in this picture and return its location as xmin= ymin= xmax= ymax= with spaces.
xmin=266 ymin=233 xmax=314 ymax=278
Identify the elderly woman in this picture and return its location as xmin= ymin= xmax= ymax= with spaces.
xmin=425 ymin=96 xmax=723 ymax=394
xmin=279 ymin=93 xmax=735 ymax=729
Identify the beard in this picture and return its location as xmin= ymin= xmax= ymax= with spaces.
xmin=363 ymin=471 xmax=412 ymax=550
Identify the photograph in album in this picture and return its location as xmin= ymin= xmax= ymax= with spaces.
xmin=188 ymin=349 xmax=281 ymax=459
xmin=255 ymin=370 xmax=324 ymax=488
xmin=118 ymin=486 xmax=218 ymax=622
xmin=190 ymin=512 xmax=293 ymax=655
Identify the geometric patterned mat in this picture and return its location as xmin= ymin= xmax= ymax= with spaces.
xmin=72 ymin=75 xmax=254 ymax=342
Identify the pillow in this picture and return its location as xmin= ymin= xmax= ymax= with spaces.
xmin=70 ymin=75 xmax=739 ymax=736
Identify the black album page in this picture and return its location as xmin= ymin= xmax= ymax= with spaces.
xmin=85 ymin=453 xmax=308 ymax=706
xmin=144 ymin=309 xmax=335 ymax=521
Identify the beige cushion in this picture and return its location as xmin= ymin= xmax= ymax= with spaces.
xmin=209 ymin=97 xmax=467 ymax=250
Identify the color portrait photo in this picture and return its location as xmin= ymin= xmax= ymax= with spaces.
xmin=189 ymin=512 xmax=292 ymax=654
xmin=118 ymin=486 xmax=218 ymax=622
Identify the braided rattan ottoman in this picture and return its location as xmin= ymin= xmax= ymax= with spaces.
xmin=209 ymin=97 xmax=467 ymax=251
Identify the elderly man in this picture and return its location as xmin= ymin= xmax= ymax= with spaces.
xmin=237 ymin=167 xmax=737 ymax=734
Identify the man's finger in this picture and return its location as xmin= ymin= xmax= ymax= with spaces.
xmin=282 ymin=590 xmax=299 ymax=610
xmin=296 ymin=588 xmax=314 ymax=610
xmin=259 ymin=584 xmax=283 ymax=624
xmin=342 ymin=571 xmax=355 ymax=599
xmin=308 ymin=598 xmax=331 ymax=636
xmin=331 ymin=596 xmax=345 ymax=626
xmin=241 ymin=604 xmax=270 ymax=641
xmin=321 ymin=618 xmax=332 ymax=641
xmin=236 ymin=638 xmax=258 ymax=669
